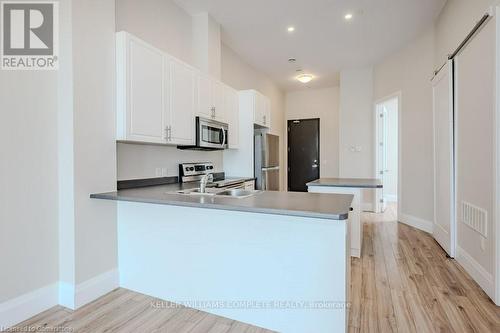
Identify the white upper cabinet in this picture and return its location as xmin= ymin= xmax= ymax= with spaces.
xmin=197 ymin=73 xmax=213 ymax=119
xmin=197 ymin=74 xmax=227 ymax=122
xmin=117 ymin=32 xmax=196 ymax=145
xmin=168 ymin=58 xmax=196 ymax=145
xmin=252 ymin=91 xmax=271 ymax=128
xmin=224 ymin=85 xmax=239 ymax=149
xmin=117 ymin=32 xmax=242 ymax=146
xmin=117 ymin=32 xmax=166 ymax=143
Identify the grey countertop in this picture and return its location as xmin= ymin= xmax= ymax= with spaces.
xmin=307 ymin=178 xmax=383 ymax=189
xmin=91 ymin=181 xmax=353 ymax=220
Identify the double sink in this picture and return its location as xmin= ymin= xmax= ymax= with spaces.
xmin=173 ymin=187 xmax=260 ymax=199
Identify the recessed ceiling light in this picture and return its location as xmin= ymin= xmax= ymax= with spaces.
xmin=296 ymin=74 xmax=313 ymax=83
xmin=287 ymin=26 xmax=295 ymax=32
xmin=344 ymin=13 xmax=353 ymax=20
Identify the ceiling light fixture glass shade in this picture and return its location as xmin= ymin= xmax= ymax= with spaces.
xmin=296 ymin=74 xmax=313 ymax=83
xmin=344 ymin=13 xmax=353 ymax=20
xmin=287 ymin=26 xmax=295 ymax=32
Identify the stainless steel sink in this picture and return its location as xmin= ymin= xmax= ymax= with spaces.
xmin=173 ymin=188 xmax=219 ymax=196
xmin=215 ymin=189 xmax=260 ymax=198
xmin=170 ymin=188 xmax=260 ymax=199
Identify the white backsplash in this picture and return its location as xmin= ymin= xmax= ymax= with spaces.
xmin=117 ymin=143 xmax=224 ymax=180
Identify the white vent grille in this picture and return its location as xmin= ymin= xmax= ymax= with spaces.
xmin=461 ymin=201 xmax=488 ymax=238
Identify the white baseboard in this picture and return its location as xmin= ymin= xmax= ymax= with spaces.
xmin=399 ymin=213 xmax=433 ymax=233
xmin=74 ymin=269 xmax=119 ymax=310
xmin=0 ymin=269 xmax=119 ymax=329
xmin=0 ymin=283 xmax=58 ymax=329
xmin=456 ymin=247 xmax=495 ymax=300
xmin=59 ymin=269 xmax=119 ymax=310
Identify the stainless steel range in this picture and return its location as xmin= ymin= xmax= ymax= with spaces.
xmin=179 ymin=162 xmax=250 ymax=190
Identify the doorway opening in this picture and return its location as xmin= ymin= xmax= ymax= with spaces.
xmin=287 ymin=118 xmax=320 ymax=192
xmin=375 ymin=95 xmax=400 ymax=213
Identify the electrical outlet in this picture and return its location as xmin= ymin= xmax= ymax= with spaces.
xmin=155 ymin=168 xmax=162 ymax=177
xmin=481 ymin=237 xmax=486 ymax=251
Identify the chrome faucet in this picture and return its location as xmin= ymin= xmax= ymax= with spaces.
xmin=199 ymin=173 xmax=214 ymax=193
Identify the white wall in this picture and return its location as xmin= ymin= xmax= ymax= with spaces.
xmin=116 ymin=0 xmax=193 ymax=64
xmin=339 ymin=68 xmax=375 ymax=208
xmin=71 ymin=0 xmax=118 ymax=285
xmin=339 ymin=68 xmax=374 ymax=180
xmin=192 ymin=13 xmax=222 ymax=79
xmin=285 ymin=87 xmax=340 ymax=182
xmin=0 ymin=61 xmax=59 ymax=304
xmin=117 ymin=144 xmax=223 ymax=180
xmin=221 ymin=44 xmax=286 ymax=189
xmin=373 ymin=28 xmax=435 ymax=222
xmin=434 ymin=0 xmax=497 ymax=68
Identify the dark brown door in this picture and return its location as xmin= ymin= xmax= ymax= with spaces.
xmin=287 ymin=119 xmax=320 ymax=192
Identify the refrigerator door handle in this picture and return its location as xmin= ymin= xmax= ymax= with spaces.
xmin=262 ymin=166 xmax=280 ymax=171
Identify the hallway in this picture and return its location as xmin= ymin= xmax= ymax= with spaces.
xmin=349 ymin=205 xmax=500 ymax=332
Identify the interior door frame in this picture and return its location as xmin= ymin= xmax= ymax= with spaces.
xmin=494 ymin=4 xmax=500 ymax=306
xmin=287 ymin=118 xmax=320 ymax=192
xmin=373 ymin=92 xmax=402 ymax=219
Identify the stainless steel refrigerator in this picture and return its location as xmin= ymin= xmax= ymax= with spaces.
xmin=254 ymin=133 xmax=280 ymax=191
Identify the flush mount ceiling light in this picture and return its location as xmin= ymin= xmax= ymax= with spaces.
xmin=296 ymin=74 xmax=313 ymax=83
xmin=288 ymin=58 xmax=296 ymax=62
xmin=287 ymin=26 xmax=295 ymax=32
xmin=344 ymin=13 xmax=353 ymax=20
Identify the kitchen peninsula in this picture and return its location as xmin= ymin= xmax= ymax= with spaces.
xmin=307 ymin=178 xmax=383 ymax=258
xmin=91 ymin=182 xmax=353 ymax=333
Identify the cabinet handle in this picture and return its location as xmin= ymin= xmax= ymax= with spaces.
xmin=165 ymin=126 xmax=172 ymax=141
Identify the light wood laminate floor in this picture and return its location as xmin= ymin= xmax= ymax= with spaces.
xmin=349 ymin=203 xmax=500 ymax=332
xmin=10 ymin=203 xmax=500 ymax=333
xmin=11 ymin=289 xmax=275 ymax=333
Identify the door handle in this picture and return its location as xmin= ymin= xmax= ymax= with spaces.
xmin=312 ymin=164 xmax=318 ymax=168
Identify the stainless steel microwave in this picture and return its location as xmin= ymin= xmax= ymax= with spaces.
xmin=178 ymin=117 xmax=228 ymax=151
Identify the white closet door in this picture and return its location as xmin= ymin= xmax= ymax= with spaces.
xmin=432 ymin=60 xmax=455 ymax=257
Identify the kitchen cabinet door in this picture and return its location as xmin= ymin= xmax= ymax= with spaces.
xmin=197 ymin=73 xmax=213 ymax=119
xmin=212 ymin=80 xmax=226 ymax=122
xmin=254 ymin=92 xmax=264 ymax=126
xmin=224 ymin=85 xmax=239 ymax=149
xmin=263 ymin=97 xmax=271 ymax=128
xmin=117 ymin=32 xmax=166 ymax=143
xmin=168 ymin=58 xmax=196 ymax=145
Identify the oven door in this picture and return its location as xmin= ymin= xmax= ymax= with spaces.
xmin=197 ymin=117 xmax=228 ymax=149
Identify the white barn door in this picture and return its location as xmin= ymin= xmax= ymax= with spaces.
xmin=432 ymin=60 xmax=455 ymax=257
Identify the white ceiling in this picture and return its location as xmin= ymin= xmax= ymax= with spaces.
xmin=175 ymin=0 xmax=446 ymax=91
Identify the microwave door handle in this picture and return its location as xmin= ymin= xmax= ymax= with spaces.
xmin=221 ymin=126 xmax=226 ymax=148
